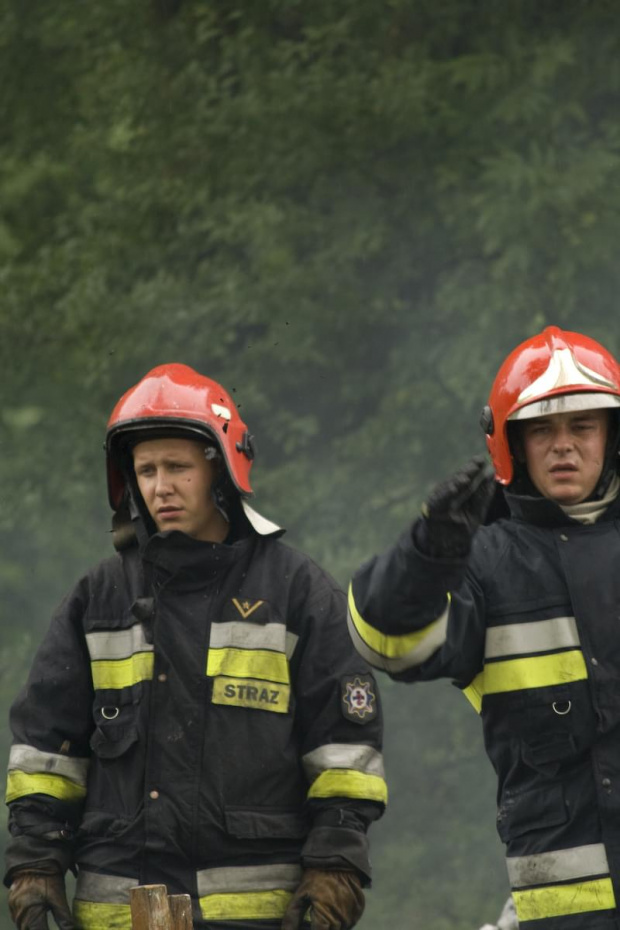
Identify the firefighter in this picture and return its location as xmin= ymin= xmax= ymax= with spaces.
xmin=5 ymin=364 xmax=386 ymax=930
xmin=349 ymin=326 xmax=620 ymax=930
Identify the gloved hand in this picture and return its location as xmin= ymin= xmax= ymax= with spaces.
xmin=420 ymin=455 xmax=496 ymax=557
xmin=281 ymin=869 xmax=364 ymax=930
xmin=8 ymin=865 xmax=75 ymax=930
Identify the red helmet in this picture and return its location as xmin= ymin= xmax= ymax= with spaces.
xmin=106 ymin=364 xmax=254 ymax=510
xmin=481 ymin=326 xmax=620 ymax=485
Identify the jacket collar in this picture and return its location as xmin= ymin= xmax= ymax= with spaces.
xmin=504 ymin=487 xmax=620 ymax=527
xmin=141 ymin=529 xmax=247 ymax=584
xmin=137 ymin=499 xmax=283 ymax=583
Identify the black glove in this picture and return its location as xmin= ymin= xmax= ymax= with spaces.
xmin=419 ymin=455 xmax=496 ymax=557
xmin=8 ymin=864 xmax=75 ymax=930
xmin=281 ymin=869 xmax=364 ymax=930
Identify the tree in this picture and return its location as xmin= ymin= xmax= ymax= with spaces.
xmin=2 ymin=1 xmax=620 ymax=926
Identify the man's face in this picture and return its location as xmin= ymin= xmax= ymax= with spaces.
xmin=519 ymin=408 xmax=609 ymax=504
xmin=133 ymin=437 xmax=228 ymax=542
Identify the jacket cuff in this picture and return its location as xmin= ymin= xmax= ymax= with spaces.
xmin=301 ymin=825 xmax=372 ymax=886
xmin=4 ymin=833 xmax=74 ymax=887
xmin=404 ymin=521 xmax=470 ymax=598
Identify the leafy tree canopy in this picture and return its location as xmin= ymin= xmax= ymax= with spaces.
xmin=1 ymin=1 xmax=619 ymax=925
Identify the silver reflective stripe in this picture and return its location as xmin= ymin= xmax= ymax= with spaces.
xmin=347 ymin=605 xmax=449 ymax=673
xmin=85 ymin=625 xmax=153 ymax=661
xmin=507 ymin=844 xmax=610 ymax=889
xmin=197 ymin=863 xmax=301 ymax=897
xmin=485 ymin=616 xmax=580 ymax=659
xmin=302 ymin=744 xmax=385 ymax=782
xmin=209 ymin=622 xmax=298 ymax=659
xmin=8 ymin=745 xmax=89 ymax=786
xmin=75 ymin=870 xmax=139 ymax=904
xmin=516 ymin=348 xmax=616 ymax=404
xmin=510 ymin=393 xmax=620 ymax=421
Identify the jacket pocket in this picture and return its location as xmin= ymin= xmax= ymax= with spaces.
xmin=90 ymin=688 xmax=141 ymax=759
xmin=502 ymin=684 xmax=573 ymax=729
xmin=224 ymin=806 xmax=308 ymax=840
xmin=512 ymin=681 xmax=596 ymax=773
xmin=496 ymin=783 xmax=567 ymax=844
xmin=521 ymin=731 xmax=578 ymax=777
xmin=78 ymin=810 xmax=133 ymax=838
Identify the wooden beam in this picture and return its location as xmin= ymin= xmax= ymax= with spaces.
xmin=169 ymin=894 xmax=194 ymax=930
xmin=130 ymin=884 xmax=173 ymax=930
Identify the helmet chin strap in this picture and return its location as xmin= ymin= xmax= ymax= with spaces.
xmin=204 ymin=445 xmax=232 ymax=524
xmin=128 ymin=485 xmax=157 ymax=547
xmin=211 ymin=482 xmax=231 ymax=523
xmin=110 ymin=484 xmax=153 ymax=551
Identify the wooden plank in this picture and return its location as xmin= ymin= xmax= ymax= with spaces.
xmin=130 ymin=884 xmax=173 ymax=930
xmin=169 ymin=894 xmax=194 ymax=930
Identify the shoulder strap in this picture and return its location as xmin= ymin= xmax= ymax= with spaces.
xmin=119 ymin=547 xmax=156 ymax=642
xmin=119 ymin=544 xmax=146 ymax=600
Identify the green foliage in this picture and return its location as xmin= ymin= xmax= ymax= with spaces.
xmin=2 ymin=1 xmax=620 ymax=926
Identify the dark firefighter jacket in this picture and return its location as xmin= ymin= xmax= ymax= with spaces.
xmin=350 ymin=488 xmax=620 ymax=930
xmin=6 ymin=521 xmax=386 ymax=930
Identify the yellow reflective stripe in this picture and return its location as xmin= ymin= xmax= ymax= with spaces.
xmin=74 ymin=900 xmax=132 ymax=930
xmin=207 ymin=648 xmax=289 ymax=684
xmin=6 ymin=770 xmax=87 ymax=803
xmin=347 ymin=584 xmax=448 ymax=659
xmin=91 ymin=652 xmax=154 ymax=690
xmin=307 ymin=769 xmax=388 ymax=804
xmin=467 ymin=649 xmax=587 ymax=703
xmin=513 ymin=878 xmax=616 ymax=921
xmin=211 ymin=676 xmax=290 ymax=713
xmin=200 ymin=889 xmax=292 ymax=921
xmin=462 ymin=680 xmax=483 ymax=714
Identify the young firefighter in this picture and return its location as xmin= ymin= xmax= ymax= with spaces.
xmin=5 ymin=364 xmax=386 ymax=930
xmin=349 ymin=326 xmax=620 ymax=930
